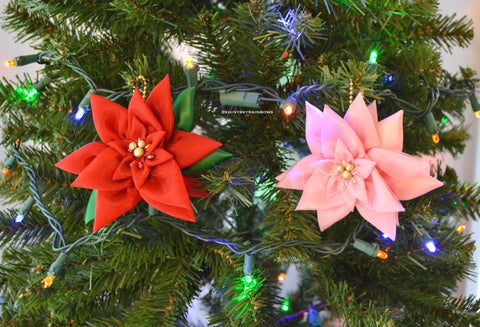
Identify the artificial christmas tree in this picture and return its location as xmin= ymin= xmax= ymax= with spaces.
xmin=0 ymin=0 xmax=479 ymax=326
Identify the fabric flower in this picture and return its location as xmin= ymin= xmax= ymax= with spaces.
xmin=56 ymin=75 xmax=228 ymax=231
xmin=276 ymin=94 xmax=443 ymax=240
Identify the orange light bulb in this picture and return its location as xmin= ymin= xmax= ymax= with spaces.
xmin=376 ymin=250 xmax=388 ymax=260
xmin=456 ymin=224 xmax=466 ymax=233
xmin=431 ymin=134 xmax=440 ymax=144
xmin=283 ymin=104 xmax=295 ymax=116
xmin=278 ymin=272 xmax=286 ymax=282
xmin=185 ymin=57 xmax=195 ymax=69
xmin=2 ymin=168 xmax=11 ymax=177
xmin=475 ymin=111 xmax=480 ymax=119
xmin=5 ymin=59 xmax=16 ymax=67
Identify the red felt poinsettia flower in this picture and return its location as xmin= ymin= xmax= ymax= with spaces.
xmin=56 ymin=75 xmax=223 ymax=231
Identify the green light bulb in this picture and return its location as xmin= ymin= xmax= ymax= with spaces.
xmin=281 ymin=298 xmax=290 ymax=311
xmin=15 ymin=84 xmax=39 ymax=103
xmin=369 ymin=50 xmax=378 ymax=64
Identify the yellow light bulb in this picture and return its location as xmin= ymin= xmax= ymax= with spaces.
xmin=456 ymin=224 xmax=466 ymax=233
xmin=475 ymin=111 xmax=480 ymax=119
xmin=431 ymin=134 xmax=440 ymax=144
xmin=185 ymin=57 xmax=195 ymax=69
xmin=376 ymin=250 xmax=388 ymax=260
xmin=41 ymin=274 xmax=55 ymax=288
xmin=5 ymin=59 xmax=16 ymax=67
xmin=2 ymin=168 xmax=11 ymax=176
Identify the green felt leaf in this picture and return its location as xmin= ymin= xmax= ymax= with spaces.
xmin=182 ymin=149 xmax=232 ymax=175
xmin=173 ymin=87 xmax=196 ymax=132
xmin=85 ymin=190 xmax=97 ymax=225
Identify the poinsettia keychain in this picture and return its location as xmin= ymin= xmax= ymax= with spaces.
xmin=56 ymin=75 xmax=231 ymax=231
xmin=276 ymin=94 xmax=443 ymax=240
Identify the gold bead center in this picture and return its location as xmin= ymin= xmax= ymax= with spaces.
xmin=128 ymin=139 xmax=149 ymax=158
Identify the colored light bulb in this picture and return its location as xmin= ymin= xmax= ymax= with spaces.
xmin=283 ymin=103 xmax=295 ymax=116
xmin=431 ymin=134 xmax=440 ymax=143
xmin=278 ymin=272 xmax=286 ymax=282
xmin=74 ymin=107 xmax=88 ymax=121
xmin=2 ymin=168 xmax=12 ymax=177
xmin=5 ymin=59 xmax=16 ymax=67
xmin=281 ymin=298 xmax=290 ymax=311
xmin=185 ymin=57 xmax=195 ymax=69
xmin=425 ymin=240 xmax=437 ymax=253
xmin=41 ymin=274 xmax=55 ymax=288
xmin=456 ymin=224 xmax=466 ymax=233
xmin=376 ymin=250 xmax=388 ymax=260
xmin=15 ymin=214 xmax=25 ymax=223
xmin=475 ymin=111 xmax=480 ymax=119
xmin=369 ymin=50 xmax=378 ymax=64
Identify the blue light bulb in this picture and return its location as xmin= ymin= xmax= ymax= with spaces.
xmin=74 ymin=107 xmax=88 ymax=121
xmin=15 ymin=214 xmax=25 ymax=223
xmin=425 ymin=240 xmax=437 ymax=253
xmin=382 ymin=233 xmax=389 ymax=240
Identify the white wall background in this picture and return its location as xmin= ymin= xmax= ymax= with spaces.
xmin=0 ymin=1 xmax=480 ymax=324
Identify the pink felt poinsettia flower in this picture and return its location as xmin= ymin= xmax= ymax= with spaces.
xmin=276 ymin=94 xmax=443 ymax=240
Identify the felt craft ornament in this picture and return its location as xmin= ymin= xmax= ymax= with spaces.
xmin=276 ymin=94 xmax=443 ymax=240
xmin=56 ymin=75 xmax=231 ymax=231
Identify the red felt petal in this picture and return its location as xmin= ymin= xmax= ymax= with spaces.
xmin=184 ymin=174 xmax=210 ymax=198
xmin=131 ymin=159 xmax=152 ymax=189
xmin=127 ymin=115 xmax=147 ymax=141
xmin=71 ymin=147 xmax=133 ymax=191
xmin=145 ymin=131 xmax=167 ymax=154
xmin=56 ymin=142 xmax=108 ymax=175
xmin=93 ymin=187 xmax=142 ymax=231
xmin=166 ymin=130 xmax=222 ymax=168
xmin=146 ymin=75 xmax=174 ymax=140
xmin=144 ymin=148 xmax=173 ymax=168
xmin=128 ymin=89 xmax=164 ymax=134
xmin=113 ymin=156 xmax=134 ymax=180
xmin=91 ymin=93 xmax=128 ymax=143
xmin=107 ymin=140 xmax=133 ymax=157
xmin=138 ymin=160 xmax=195 ymax=222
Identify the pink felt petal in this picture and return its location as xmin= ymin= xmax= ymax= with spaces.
xmin=138 ymin=160 xmax=195 ymax=222
xmin=276 ymin=154 xmax=323 ymax=190
xmin=378 ymin=110 xmax=404 ymax=151
xmin=90 ymin=93 xmax=128 ymax=143
xmin=356 ymin=203 xmax=398 ymax=240
xmin=386 ymin=172 xmax=443 ymax=200
xmin=367 ymin=101 xmax=378 ymax=124
xmin=363 ymin=169 xmax=404 ymax=213
xmin=347 ymin=176 xmax=368 ymax=203
xmin=296 ymin=172 xmax=345 ymax=210
xmin=368 ymin=148 xmax=429 ymax=181
xmin=127 ymin=115 xmax=147 ymax=142
xmin=56 ymin=142 xmax=108 ymax=175
xmin=113 ymin=156 xmax=134 ymax=180
xmin=344 ymin=94 xmax=380 ymax=150
xmin=326 ymin=175 xmax=345 ymax=197
xmin=334 ymin=139 xmax=354 ymax=163
xmin=309 ymin=159 xmax=336 ymax=176
xmin=305 ymin=101 xmax=323 ymax=154
xmin=321 ymin=105 xmax=365 ymax=159
xmin=93 ymin=186 xmax=141 ymax=231
xmin=71 ymin=147 xmax=133 ymax=191
xmin=146 ymin=75 xmax=174 ymax=140
xmin=354 ymin=158 xmax=376 ymax=179
xmin=316 ymin=205 xmax=354 ymax=231
xmin=128 ymin=89 xmax=164 ymax=134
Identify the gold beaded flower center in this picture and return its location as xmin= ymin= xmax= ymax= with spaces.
xmin=335 ymin=162 xmax=355 ymax=180
xmin=128 ymin=139 xmax=150 ymax=158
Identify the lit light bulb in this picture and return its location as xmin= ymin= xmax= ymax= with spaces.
xmin=431 ymin=134 xmax=440 ymax=144
xmin=425 ymin=240 xmax=437 ymax=253
xmin=281 ymin=298 xmax=290 ymax=312
xmin=369 ymin=50 xmax=378 ymax=64
xmin=283 ymin=103 xmax=295 ymax=116
xmin=41 ymin=274 xmax=55 ymax=288
xmin=382 ymin=233 xmax=390 ymax=240
xmin=278 ymin=272 xmax=286 ymax=282
xmin=74 ymin=107 xmax=88 ymax=121
xmin=2 ymin=168 xmax=12 ymax=177
xmin=15 ymin=214 xmax=25 ymax=223
xmin=185 ymin=57 xmax=195 ymax=69
xmin=456 ymin=224 xmax=466 ymax=233
xmin=5 ymin=59 xmax=16 ymax=67
xmin=475 ymin=111 xmax=480 ymax=119
xmin=376 ymin=250 xmax=388 ymax=260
